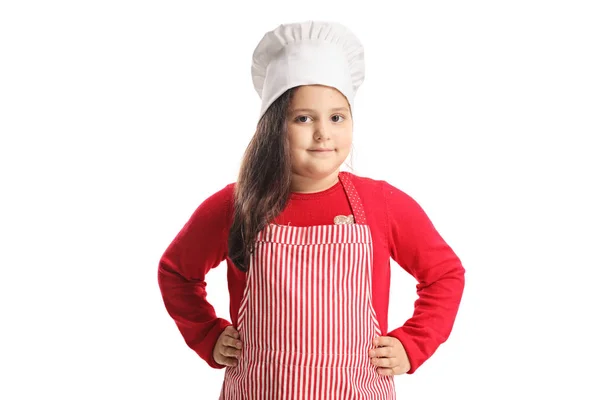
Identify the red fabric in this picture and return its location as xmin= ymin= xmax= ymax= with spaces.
xmin=157 ymin=172 xmax=465 ymax=374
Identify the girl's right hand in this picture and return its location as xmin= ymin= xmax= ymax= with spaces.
xmin=213 ymin=325 xmax=243 ymax=367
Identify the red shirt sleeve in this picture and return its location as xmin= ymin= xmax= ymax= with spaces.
xmin=383 ymin=181 xmax=465 ymax=374
xmin=157 ymin=184 xmax=234 ymax=369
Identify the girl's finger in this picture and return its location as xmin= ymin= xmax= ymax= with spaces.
xmin=221 ymin=346 xmax=242 ymax=358
xmin=218 ymin=356 xmax=239 ymax=367
xmin=223 ymin=336 xmax=243 ymax=349
xmin=376 ymin=367 xmax=394 ymax=376
xmin=369 ymin=346 xmax=392 ymax=358
xmin=373 ymin=336 xmax=396 ymax=348
xmin=225 ymin=326 xmax=240 ymax=338
xmin=371 ymin=356 xmax=397 ymax=368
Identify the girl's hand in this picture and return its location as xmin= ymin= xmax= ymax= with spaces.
xmin=369 ymin=336 xmax=411 ymax=376
xmin=213 ymin=326 xmax=243 ymax=367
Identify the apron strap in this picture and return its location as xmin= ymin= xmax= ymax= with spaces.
xmin=339 ymin=171 xmax=367 ymax=224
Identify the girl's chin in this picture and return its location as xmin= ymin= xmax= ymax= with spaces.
xmin=295 ymin=163 xmax=342 ymax=176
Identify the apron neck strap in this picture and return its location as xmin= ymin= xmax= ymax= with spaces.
xmin=338 ymin=171 xmax=367 ymax=224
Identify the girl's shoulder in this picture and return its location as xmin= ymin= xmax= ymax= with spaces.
xmin=346 ymin=171 xmax=397 ymax=192
xmin=346 ymin=171 xmax=414 ymax=204
xmin=191 ymin=182 xmax=236 ymax=225
xmin=205 ymin=181 xmax=236 ymax=204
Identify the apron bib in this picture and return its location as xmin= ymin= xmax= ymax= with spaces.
xmin=220 ymin=171 xmax=396 ymax=399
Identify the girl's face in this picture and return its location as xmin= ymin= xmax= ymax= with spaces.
xmin=286 ymin=85 xmax=353 ymax=188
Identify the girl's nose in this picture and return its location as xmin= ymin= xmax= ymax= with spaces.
xmin=314 ymin=125 xmax=331 ymax=141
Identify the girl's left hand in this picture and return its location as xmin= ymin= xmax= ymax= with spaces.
xmin=369 ymin=336 xmax=411 ymax=376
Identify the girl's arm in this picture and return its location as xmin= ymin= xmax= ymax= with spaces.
xmin=383 ymin=181 xmax=466 ymax=374
xmin=157 ymin=184 xmax=234 ymax=369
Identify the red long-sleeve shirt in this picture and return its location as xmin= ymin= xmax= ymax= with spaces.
xmin=157 ymin=172 xmax=465 ymax=374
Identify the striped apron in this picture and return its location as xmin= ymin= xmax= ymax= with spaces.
xmin=220 ymin=171 xmax=396 ymax=399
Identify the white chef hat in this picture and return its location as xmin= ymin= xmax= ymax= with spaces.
xmin=251 ymin=20 xmax=365 ymax=120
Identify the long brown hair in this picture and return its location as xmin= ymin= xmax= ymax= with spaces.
xmin=227 ymin=87 xmax=297 ymax=272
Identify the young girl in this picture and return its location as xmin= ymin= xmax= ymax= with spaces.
xmin=158 ymin=20 xmax=465 ymax=399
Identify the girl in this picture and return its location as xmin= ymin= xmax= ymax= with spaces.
xmin=158 ymin=20 xmax=465 ymax=399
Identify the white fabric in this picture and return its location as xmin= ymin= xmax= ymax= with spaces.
xmin=251 ymin=21 xmax=365 ymax=120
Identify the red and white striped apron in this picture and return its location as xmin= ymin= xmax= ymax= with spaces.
xmin=220 ymin=171 xmax=396 ymax=399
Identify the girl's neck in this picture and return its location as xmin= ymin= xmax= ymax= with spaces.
xmin=290 ymin=170 xmax=341 ymax=194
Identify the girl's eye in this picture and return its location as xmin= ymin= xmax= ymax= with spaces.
xmin=332 ymin=114 xmax=345 ymax=123
xmin=295 ymin=115 xmax=312 ymax=123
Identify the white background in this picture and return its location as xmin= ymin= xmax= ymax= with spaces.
xmin=1 ymin=1 xmax=599 ymax=399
